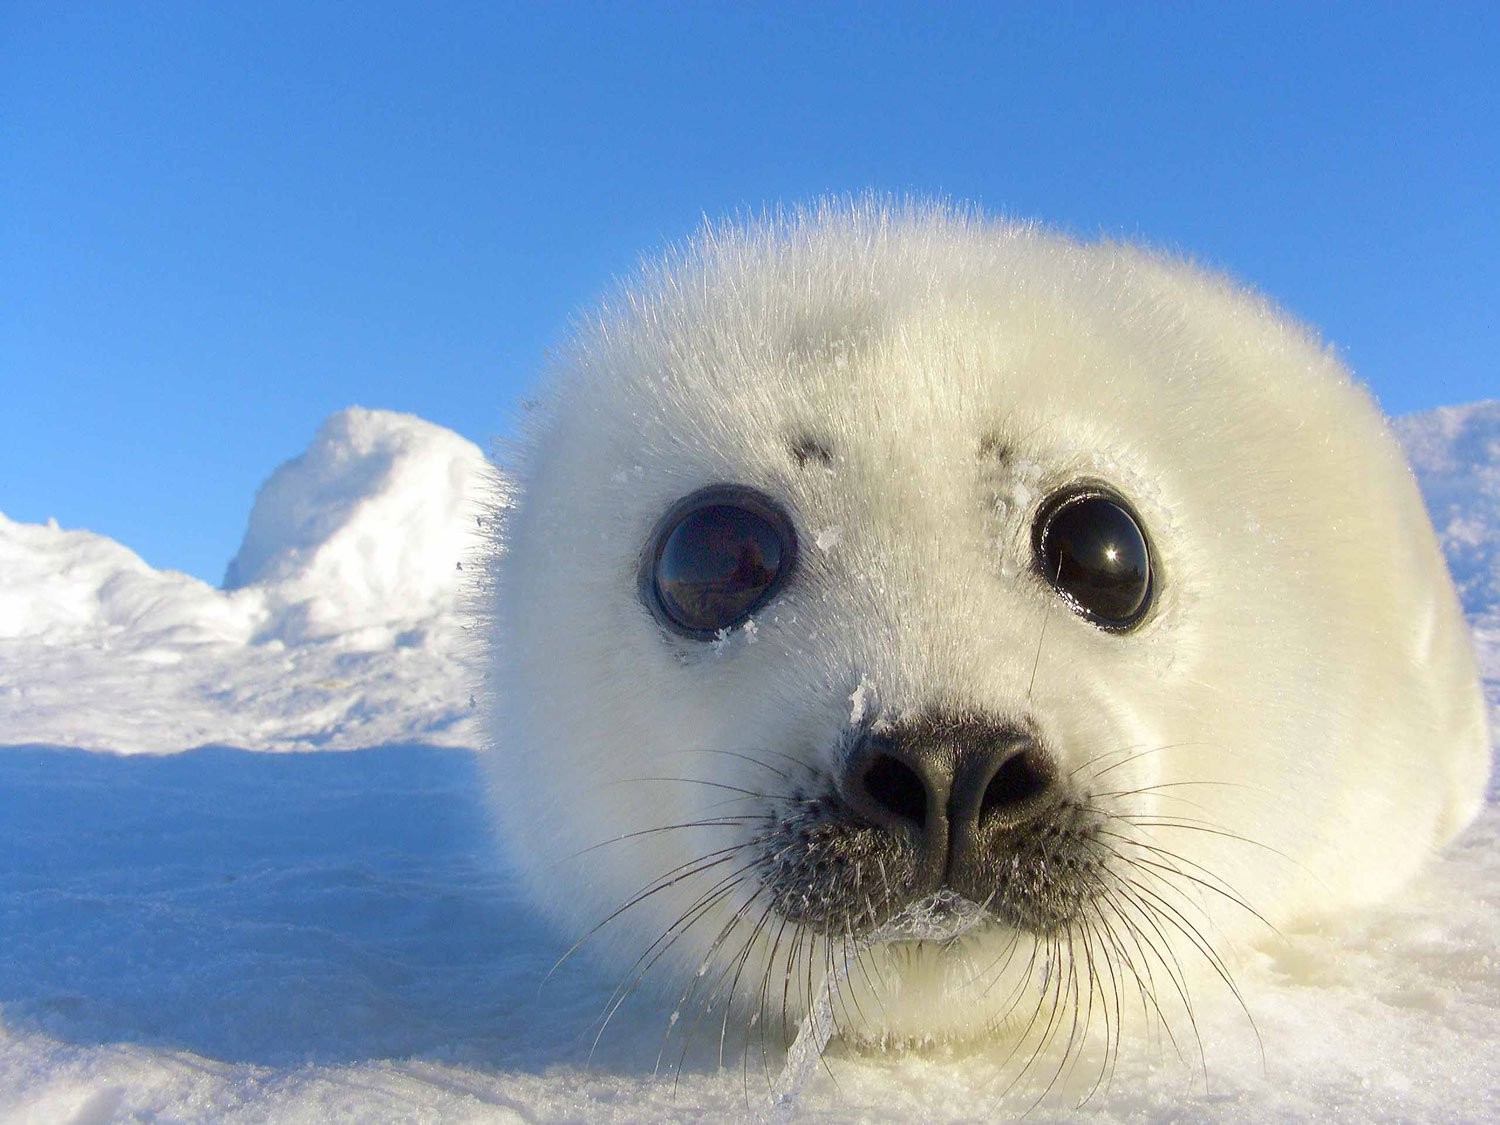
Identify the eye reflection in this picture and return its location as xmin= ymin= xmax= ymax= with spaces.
xmin=1034 ymin=490 xmax=1153 ymax=629
xmin=645 ymin=487 xmax=797 ymax=638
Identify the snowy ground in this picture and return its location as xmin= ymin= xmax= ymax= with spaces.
xmin=1 ymin=403 xmax=1496 ymax=1122
xmin=0 ymin=408 xmax=490 ymax=754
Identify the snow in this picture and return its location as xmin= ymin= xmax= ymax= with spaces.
xmin=222 ymin=408 xmax=490 ymax=645
xmin=1395 ymin=401 xmax=1500 ymax=748
xmin=1393 ymin=401 xmax=1500 ymax=622
xmin=0 ymin=407 xmax=493 ymax=754
xmin=1 ymin=402 xmax=1496 ymax=1120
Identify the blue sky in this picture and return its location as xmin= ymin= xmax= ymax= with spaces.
xmin=3 ymin=2 xmax=1497 ymax=584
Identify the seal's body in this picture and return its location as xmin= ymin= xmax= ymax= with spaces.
xmin=483 ymin=201 xmax=1488 ymax=1047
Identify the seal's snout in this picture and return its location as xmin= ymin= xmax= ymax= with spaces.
xmin=842 ymin=714 xmax=1058 ymax=891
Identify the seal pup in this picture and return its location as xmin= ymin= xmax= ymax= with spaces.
xmin=481 ymin=200 xmax=1488 ymax=1064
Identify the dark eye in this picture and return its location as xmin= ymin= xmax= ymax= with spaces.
xmin=1033 ymin=488 xmax=1153 ymax=630
xmin=642 ymin=485 xmax=797 ymax=638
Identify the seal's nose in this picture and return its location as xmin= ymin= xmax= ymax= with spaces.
xmin=841 ymin=714 xmax=1057 ymax=887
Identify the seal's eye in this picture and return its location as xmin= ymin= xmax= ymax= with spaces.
xmin=1033 ymin=488 xmax=1153 ymax=630
xmin=644 ymin=485 xmax=797 ymax=639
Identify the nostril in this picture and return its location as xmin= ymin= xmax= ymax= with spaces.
xmin=862 ymin=753 xmax=928 ymax=830
xmin=981 ymin=749 xmax=1052 ymax=816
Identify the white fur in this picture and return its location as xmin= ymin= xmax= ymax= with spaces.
xmin=482 ymin=199 xmax=1489 ymax=1046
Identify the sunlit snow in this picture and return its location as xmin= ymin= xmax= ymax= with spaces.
xmin=0 ymin=407 xmax=492 ymax=754
xmin=1 ymin=402 xmax=1496 ymax=1121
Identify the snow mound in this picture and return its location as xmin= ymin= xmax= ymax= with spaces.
xmin=0 ymin=407 xmax=499 ymax=753
xmin=0 ymin=515 xmax=258 ymax=646
xmin=224 ymin=407 xmax=491 ymax=643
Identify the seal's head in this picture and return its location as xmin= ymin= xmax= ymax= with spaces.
xmin=483 ymin=200 xmax=1488 ymax=1048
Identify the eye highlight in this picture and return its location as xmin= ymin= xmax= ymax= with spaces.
xmin=1033 ymin=487 xmax=1154 ymax=630
xmin=642 ymin=485 xmax=797 ymax=639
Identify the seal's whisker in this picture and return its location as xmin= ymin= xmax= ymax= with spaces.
xmin=690 ymin=748 xmax=793 ymax=781
xmin=1089 ymin=894 xmax=1182 ymax=1066
xmin=716 ymin=899 xmax=779 ymax=1073
xmin=593 ymin=857 xmax=765 ymax=1061
xmin=1100 ymin=825 xmax=1264 ymax=914
xmin=597 ymin=885 xmax=745 ymax=1068
xmin=1117 ymin=814 xmax=1307 ymax=871
xmin=827 ymin=929 xmax=879 ymax=1045
xmin=1116 ymin=871 xmax=1265 ymax=1068
xmin=1018 ymin=935 xmax=1075 ymax=1106
xmin=659 ymin=885 xmax=771 ymax=1083
xmin=1033 ymin=925 xmax=1091 ymax=1113
xmin=1111 ymin=840 xmax=1279 ymax=938
xmin=1072 ymin=741 xmax=1213 ymax=783
xmin=847 ymin=926 xmax=893 ymax=1026
xmin=1079 ymin=910 xmax=1127 ymax=1103
xmin=559 ymin=816 xmax=770 ymax=864
xmin=1094 ymin=778 xmax=1271 ymax=803
xmin=777 ymin=915 xmax=805 ymax=1054
xmin=987 ymin=934 xmax=1064 ymax=1101
xmin=1103 ymin=882 xmax=1207 ymax=1081
xmin=609 ymin=776 xmax=769 ymax=800
xmin=751 ymin=911 xmax=795 ymax=1084
xmin=1069 ymin=914 xmax=1115 ymax=1108
xmin=546 ymin=844 xmax=748 ymax=983
xmin=1025 ymin=592 xmax=1054 ymax=703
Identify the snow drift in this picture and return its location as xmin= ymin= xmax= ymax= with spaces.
xmin=222 ymin=407 xmax=490 ymax=644
xmin=0 ymin=406 xmax=496 ymax=753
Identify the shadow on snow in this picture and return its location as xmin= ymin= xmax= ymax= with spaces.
xmin=0 ymin=744 xmax=656 ymax=1071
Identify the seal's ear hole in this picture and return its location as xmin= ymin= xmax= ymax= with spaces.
xmin=1032 ymin=487 xmax=1154 ymax=630
xmin=642 ymin=485 xmax=798 ymax=639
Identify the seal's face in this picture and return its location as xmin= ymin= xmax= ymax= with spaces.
xmin=486 ymin=203 xmax=1488 ymax=1048
xmin=639 ymin=479 xmax=1147 ymax=943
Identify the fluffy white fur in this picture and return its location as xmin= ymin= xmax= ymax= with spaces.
xmin=482 ymin=200 xmax=1489 ymax=1049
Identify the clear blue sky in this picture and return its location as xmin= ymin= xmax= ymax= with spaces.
xmin=3 ymin=2 xmax=1497 ymax=585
